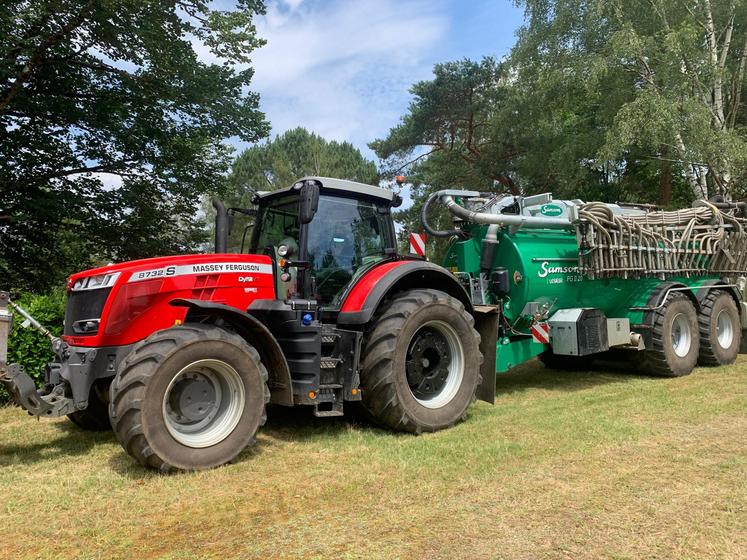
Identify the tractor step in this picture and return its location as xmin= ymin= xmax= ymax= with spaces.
xmin=320 ymin=357 xmax=342 ymax=369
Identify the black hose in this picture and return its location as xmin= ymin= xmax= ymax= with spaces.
xmin=421 ymin=192 xmax=468 ymax=238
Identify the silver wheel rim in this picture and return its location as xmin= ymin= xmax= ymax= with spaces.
xmin=162 ymin=359 xmax=245 ymax=448
xmin=671 ymin=313 xmax=692 ymax=358
xmin=405 ymin=320 xmax=465 ymax=409
xmin=716 ymin=309 xmax=734 ymax=349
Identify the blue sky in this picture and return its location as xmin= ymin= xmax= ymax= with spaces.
xmin=231 ymin=0 xmax=526 ymax=160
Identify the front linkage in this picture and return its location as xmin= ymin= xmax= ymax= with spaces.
xmin=0 ymin=291 xmax=78 ymax=417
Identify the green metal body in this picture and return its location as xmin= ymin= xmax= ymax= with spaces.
xmin=444 ymin=224 xmax=725 ymax=373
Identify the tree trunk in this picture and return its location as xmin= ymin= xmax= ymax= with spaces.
xmin=658 ymin=156 xmax=673 ymax=206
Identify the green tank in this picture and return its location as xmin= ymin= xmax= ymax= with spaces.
xmin=444 ymin=225 xmax=719 ymax=327
xmin=434 ymin=189 xmax=746 ymax=377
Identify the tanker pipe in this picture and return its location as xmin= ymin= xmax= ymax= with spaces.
xmin=421 ymin=192 xmax=467 ymax=238
xmin=440 ymin=194 xmax=572 ymax=230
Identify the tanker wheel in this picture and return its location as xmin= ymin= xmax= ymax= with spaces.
xmin=641 ymin=293 xmax=700 ymax=377
xmin=67 ymin=379 xmax=112 ymax=431
xmin=109 ymin=324 xmax=269 ymax=472
xmin=359 ymin=289 xmax=482 ymax=434
xmin=698 ymin=290 xmax=742 ymax=366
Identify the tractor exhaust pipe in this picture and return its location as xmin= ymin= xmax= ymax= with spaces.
xmin=212 ymin=198 xmax=229 ymax=253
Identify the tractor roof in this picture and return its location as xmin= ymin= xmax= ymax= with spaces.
xmin=257 ymin=176 xmax=395 ymax=203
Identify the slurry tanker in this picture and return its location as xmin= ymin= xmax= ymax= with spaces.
xmin=1 ymin=177 xmax=745 ymax=470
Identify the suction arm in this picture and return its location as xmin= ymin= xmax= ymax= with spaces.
xmin=438 ymin=190 xmax=572 ymax=230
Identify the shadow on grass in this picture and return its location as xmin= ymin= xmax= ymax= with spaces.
xmin=0 ymin=419 xmax=116 ymax=467
xmin=495 ymin=355 xmax=650 ymax=397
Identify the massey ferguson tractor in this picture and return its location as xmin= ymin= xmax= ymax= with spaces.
xmin=1 ymin=176 xmax=746 ymax=471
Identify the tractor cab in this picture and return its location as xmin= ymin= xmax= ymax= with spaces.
xmin=244 ymin=177 xmax=399 ymax=307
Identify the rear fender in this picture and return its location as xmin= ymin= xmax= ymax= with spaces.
xmin=169 ymin=299 xmax=293 ymax=406
xmin=337 ymin=260 xmax=472 ymax=326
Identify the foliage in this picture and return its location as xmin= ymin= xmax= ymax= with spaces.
xmin=224 ymin=127 xmax=379 ymax=250
xmin=0 ymin=0 xmax=269 ymax=293
xmin=2 ymin=290 xmax=66 ymax=403
xmin=373 ymin=1 xmax=747 ymax=240
xmin=514 ymin=0 xmax=747 ymax=200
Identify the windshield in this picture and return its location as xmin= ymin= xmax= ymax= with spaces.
xmin=307 ymin=195 xmax=391 ymax=304
xmin=252 ymin=196 xmax=300 ymax=255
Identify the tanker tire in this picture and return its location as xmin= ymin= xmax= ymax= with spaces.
xmin=359 ymin=289 xmax=482 ymax=434
xmin=109 ymin=324 xmax=269 ymax=472
xmin=698 ymin=290 xmax=741 ymax=366
xmin=640 ymin=293 xmax=700 ymax=377
xmin=67 ymin=379 xmax=112 ymax=431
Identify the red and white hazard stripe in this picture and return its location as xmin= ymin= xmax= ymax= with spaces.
xmin=530 ymin=322 xmax=551 ymax=345
xmin=409 ymin=232 xmax=426 ymax=257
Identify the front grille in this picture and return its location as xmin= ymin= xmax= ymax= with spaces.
xmin=64 ymin=288 xmax=112 ymax=335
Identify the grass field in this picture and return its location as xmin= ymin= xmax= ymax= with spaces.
xmin=0 ymin=357 xmax=745 ymax=559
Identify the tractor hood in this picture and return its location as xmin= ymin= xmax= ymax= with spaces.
xmin=67 ymin=253 xmax=274 ymax=289
xmin=63 ymin=253 xmax=276 ymax=348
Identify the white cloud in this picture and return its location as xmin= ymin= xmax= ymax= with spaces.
xmin=243 ymin=0 xmax=447 ymax=156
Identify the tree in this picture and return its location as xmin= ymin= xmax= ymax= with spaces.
xmin=513 ymin=0 xmax=747 ymax=200
xmin=222 ymin=127 xmax=379 ymax=250
xmin=370 ymin=58 xmax=518 ymax=193
xmin=0 ymin=0 xmax=269 ymax=292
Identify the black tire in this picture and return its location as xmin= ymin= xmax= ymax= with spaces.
xmin=698 ymin=290 xmax=742 ymax=366
xmin=67 ymin=379 xmax=112 ymax=431
xmin=359 ymin=289 xmax=482 ymax=434
xmin=640 ymin=293 xmax=700 ymax=377
xmin=109 ymin=324 xmax=269 ymax=472
xmin=538 ymin=352 xmax=593 ymax=371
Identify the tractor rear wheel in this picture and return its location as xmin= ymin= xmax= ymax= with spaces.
xmin=698 ymin=290 xmax=741 ymax=366
xmin=359 ymin=289 xmax=482 ymax=433
xmin=68 ymin=379 xmax=111 ymax=431
xmin=109 ymin=324 xmax=269 ymax=472
xmin=640 ymin=293 xmax=700 ymax=377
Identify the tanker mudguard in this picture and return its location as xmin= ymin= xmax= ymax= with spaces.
xmin=169 ymin=298 xmax=294 ymax=406
xmin=337 ymin=260 xmax=472 ymax=325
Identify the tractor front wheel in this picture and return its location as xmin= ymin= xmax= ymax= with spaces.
xmin=68 ymin=379 xmax=112 ymax=431
xmin=109 ymin=324 xmax=269 ymax=472
xmin=359 ymin=289 xmax=482 ymax=433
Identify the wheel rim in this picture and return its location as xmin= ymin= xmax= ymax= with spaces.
xmin=162 ymin=359 xmax=245 ymax=448
xmin=716 ymin=309 xmax=734 ymax=349
xmin=405 ymin=320 xmax=465 ymax=409
xmin=671 ymin=313 xmax=692 ymax=358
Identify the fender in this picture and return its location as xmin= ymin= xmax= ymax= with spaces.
xmin=169 ymin=299 xmax=293 ymax=406
xmin=695 ymin=279 xmax=743 ymax=315
xmin=337 ymin=260 xmax=472 ymax=326
xmin=639 ymin=281 xmax=698 ymax=349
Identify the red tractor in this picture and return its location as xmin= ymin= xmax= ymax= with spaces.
xmin=0 ymin=177 xmax=490 ymax=471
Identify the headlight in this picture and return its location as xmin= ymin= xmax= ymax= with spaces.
xmin=277 ymin=244 xmax=289 ymax=257
xmin=72 ymin=272 xmax=120 ymax=291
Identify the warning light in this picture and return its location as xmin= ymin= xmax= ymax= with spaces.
xmin=174 ymin=319 xmax=182 ymax=325
xmin=395 ymin=175 xmax=406 ymax=185
xmin=351 ymin=388 xmax=359 ymax=396
xmin=308 ymin=391 xmax=316 ymax=399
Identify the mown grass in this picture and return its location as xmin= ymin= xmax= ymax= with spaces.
xmin=0 ymin=357 xmax=745 ymax=559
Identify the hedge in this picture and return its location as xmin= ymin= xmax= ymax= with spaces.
xmin=2 ymin=291 xmax=66 ymax=403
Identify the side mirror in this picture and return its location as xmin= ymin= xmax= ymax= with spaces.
xmin=299 ymin=181 xmax=320 ymax=224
